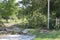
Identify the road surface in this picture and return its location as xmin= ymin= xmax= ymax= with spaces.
xmin=0 ymin=35 xmax=35 ymax=40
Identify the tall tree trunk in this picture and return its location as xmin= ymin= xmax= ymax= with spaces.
xmin=6 ymin=19 xmax=8 ymax=23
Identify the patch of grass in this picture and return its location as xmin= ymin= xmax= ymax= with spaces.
xmin=34 ymin=30 xmax=60 ymax=40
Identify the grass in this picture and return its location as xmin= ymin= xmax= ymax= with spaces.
xmin=34 ymin=30 xmax=60 ymax=40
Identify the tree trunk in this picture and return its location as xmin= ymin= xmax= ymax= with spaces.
xmin=6 ymin=19 xmax=8 ymax=23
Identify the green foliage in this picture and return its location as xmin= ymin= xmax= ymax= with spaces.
xmin=0 ymin=0 xmax=19 ymax=22
xmin=34 ymin=31 xmax=60 ymax=40
xmin=17 ymin=0 xmax=48 ymax=28
xmin=0 ymin=0 xmax=60 ymax=29
xmin=27 ymin=10 xmax=47 ymax=28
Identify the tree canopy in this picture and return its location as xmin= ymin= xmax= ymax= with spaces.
xmin=0 ymin=0 xmax=60 ymax=29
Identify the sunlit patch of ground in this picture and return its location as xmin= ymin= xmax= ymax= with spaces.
xmin=34 ymin=30 xmax=60 ymax=40
xmin=1 ymin=18 xmax=28 ymax=27
xmin=34 ymin=38 xmax=60 ymax=40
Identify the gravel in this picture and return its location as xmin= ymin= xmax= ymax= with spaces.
xmin=0 ymin=35 xmax=36 ymax=40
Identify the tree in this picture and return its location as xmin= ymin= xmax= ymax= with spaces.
xmin=17 ymin=0 xmax=47 ymax=28
xmin=0 ymin=0 xmax=19 ymax=22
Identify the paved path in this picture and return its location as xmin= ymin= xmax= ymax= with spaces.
xmin=0 ymin=35 xmax=35 ymax=40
